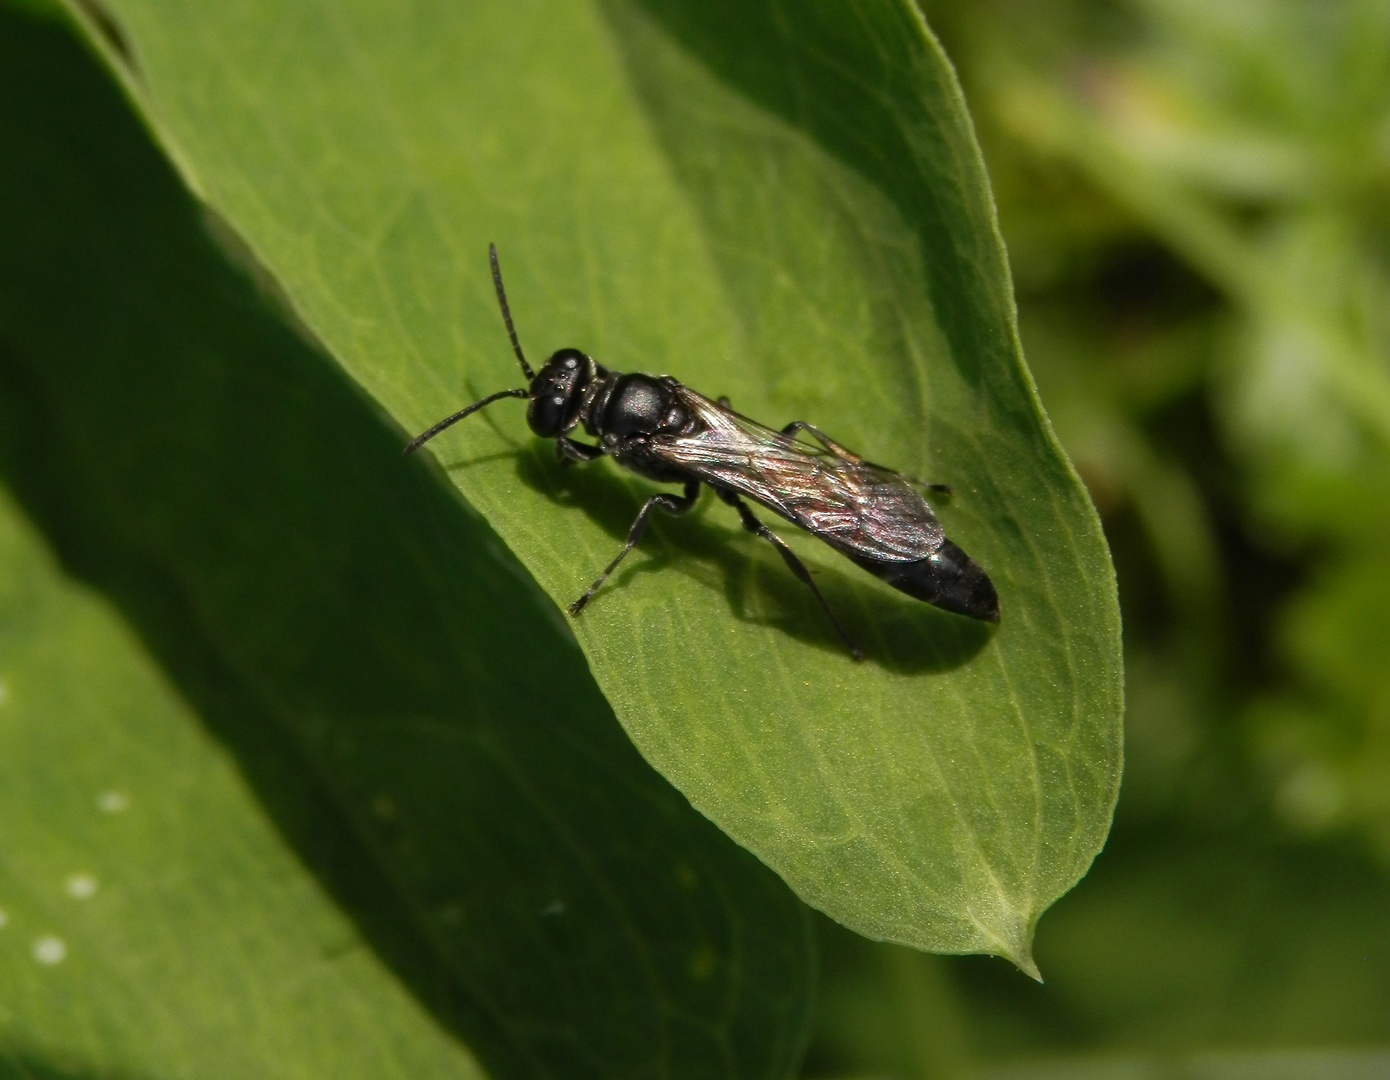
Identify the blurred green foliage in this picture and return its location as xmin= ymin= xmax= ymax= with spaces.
xmin=807 ymin=0 xmax=1390 ymax=1076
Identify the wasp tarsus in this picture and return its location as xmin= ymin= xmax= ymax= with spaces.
xmin=405 ymin=245 xmax=1000 ymax=659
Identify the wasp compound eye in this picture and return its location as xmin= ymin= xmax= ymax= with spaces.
xmin=526 ymin=388 xmax=568 ymax=437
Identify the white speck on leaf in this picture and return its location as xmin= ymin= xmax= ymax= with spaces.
xmin=96 ymin=790 xmax=129 ymax=814
xmin=33 ymin=936 xmax=66 ymax=965
xmin=66 ymin=874 xmax=98 ymax=900
xmin=539 ymin=900 xmax=566 ymax=916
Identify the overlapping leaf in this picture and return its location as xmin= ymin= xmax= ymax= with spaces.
xmin=0 ymin=9 xmax=812 ymax=1077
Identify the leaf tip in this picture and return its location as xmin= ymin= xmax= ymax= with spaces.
xmin=986 ymin=909 xmax=1042 ymax=982
xmin=1015 ymin=951 xmax=1044 ymax=984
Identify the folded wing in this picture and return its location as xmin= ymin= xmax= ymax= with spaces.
xmin=653 ymin=388 xmax=945 ymax=564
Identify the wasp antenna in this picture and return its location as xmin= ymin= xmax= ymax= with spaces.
xmin=403 ymin=387 xmax=530 ymax=456
xmin=489 ymin=243 xmax=535 ymax=381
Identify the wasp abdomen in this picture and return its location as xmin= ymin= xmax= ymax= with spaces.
xmin=851 ymin=540 xmax=1000 ymax=623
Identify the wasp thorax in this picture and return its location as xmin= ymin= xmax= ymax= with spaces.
xmin=527 ymin=348 xmax=590 ymax=436
xmin=603 ymin=374 xmax=689 ymax=439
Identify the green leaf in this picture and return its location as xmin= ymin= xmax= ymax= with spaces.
xmin=0 ymin=9 xmax=812 ymax=1078
xmin=68 ymin=0 xmax=1122 ymax=967
xmin=0 ymin=500 xmax=492 ymax=1080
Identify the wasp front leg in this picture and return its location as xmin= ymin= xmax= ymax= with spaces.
xmin=569 ymin=481 xmax=700 ymax=614
xmin=556 ymin=436 xmax=605 ymax=465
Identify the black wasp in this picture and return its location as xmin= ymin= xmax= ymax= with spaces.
xmin=405 ymin=245 xmax=999 ymax=660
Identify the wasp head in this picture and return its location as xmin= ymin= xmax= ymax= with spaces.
xmin=527 ymin=348 xmax=593 ymax=437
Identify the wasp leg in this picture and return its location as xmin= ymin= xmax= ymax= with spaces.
xmin=568 ymin=481 xmax=700 ymax=615
xmin=781 ymin=422 xmax=951 ymax=494
xmin=779 ymin=420 xmax=861 ymax=461
xmin=716 ymin=489 xmax=865 ymax=661
xmin=556 ymin=436 xmax=605 ymax=465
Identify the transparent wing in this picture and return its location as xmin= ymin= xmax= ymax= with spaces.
xmin=653 ymin=388 xmax=944 ymax=563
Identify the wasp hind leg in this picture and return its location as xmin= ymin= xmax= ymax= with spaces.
xmin=718 ymin=399 xmax=862 ymax=469
xmin=780 ymin=421 xmax=951 ymax=494
xmin=716 ymin=489 xmax=865 ymax=661
xmin=569 ymin=481 xmax=700 ymax=615
xmin=779 ymin=421 xmax=861 ymax=461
